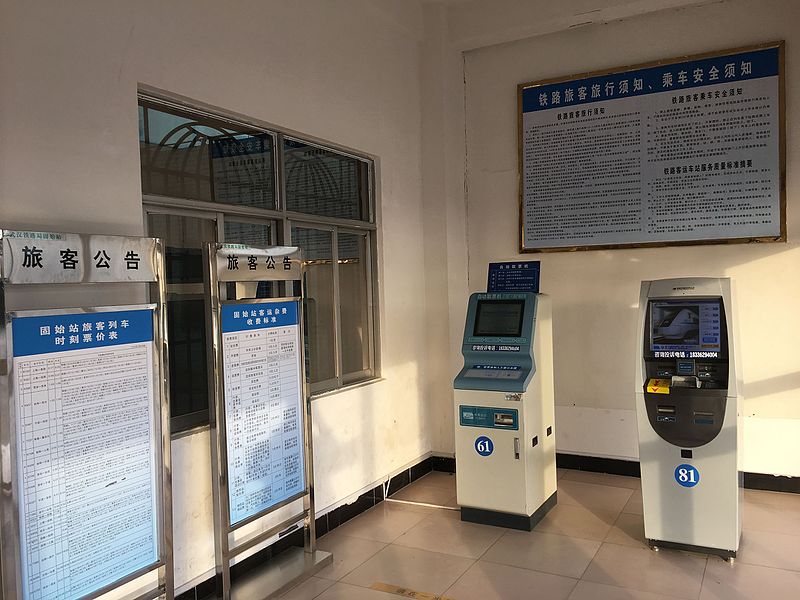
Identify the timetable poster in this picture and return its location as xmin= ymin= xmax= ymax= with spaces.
xmin=11 ymin=309 xmax=160 ymax=600
xmin=221 ymin=301 xmax=305 ymax=526
xmin=519 ymin=44 xmax=783 ymax=250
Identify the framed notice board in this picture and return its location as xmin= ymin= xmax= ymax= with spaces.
xmin=9 ymin=307 xmax=162 ymax=599
xmin=0 ymin=230 xmax=173 ymax=600
xmin=517 ymin=41 xmax=785 ymax=252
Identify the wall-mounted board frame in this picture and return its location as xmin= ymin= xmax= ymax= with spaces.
xmin=517 ymin=41 xmax=785 ymax=252
xmin=203 ymin=243 xmax=331 ymax=600
xmin=0 ymin=230 xmax=173 ymax=600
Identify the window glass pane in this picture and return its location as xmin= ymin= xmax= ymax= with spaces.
xmin=291 ymin=227 xmax=336 ymax=388
xmin=224 ymin=220 xmax=272 ymax=246
xmin=284 ymin=140 xmax=369 ymax=221
xmin=338 ymin=232 xmax=371 ymax=380
xmin=139 ymin=102 xmax=276 ymax=209
xmin=148 ymin=213 xmax=216 ymax=427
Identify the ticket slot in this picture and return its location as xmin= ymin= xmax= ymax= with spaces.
xmin=494 ymin=412 xmax=515 ymax=426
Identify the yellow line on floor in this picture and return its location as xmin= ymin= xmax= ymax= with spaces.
xmin=370 ymin=582 xmax=456 ymax=600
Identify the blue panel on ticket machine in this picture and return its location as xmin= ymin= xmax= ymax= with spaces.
xmin=453 ymin=262 xmax=556 ymax=530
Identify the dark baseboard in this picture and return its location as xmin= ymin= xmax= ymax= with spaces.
xmin=556 ymin=452 xmax=641 ymax=477
xmin=431 ymin=455 xmax=456 ymax=473
xmin=556 ymin=452 xmax=798 ymax=494
xmin=743 ymin=472 xmax=800 ymax=494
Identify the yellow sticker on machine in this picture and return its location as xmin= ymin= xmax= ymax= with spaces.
xmin=647 ymin=378 xmax=671 ymax=394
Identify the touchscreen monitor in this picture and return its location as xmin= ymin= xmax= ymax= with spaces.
xmin=473 ymin=299 xmax=524 ymax=338
xmin=649 ymin=299 xmax=723 ymax=357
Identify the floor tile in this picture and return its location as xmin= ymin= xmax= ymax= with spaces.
xmin=534 ymin=503 xmax=618 ymax=541
xmin=737 ymin=528 xmax=800 ymax=572
xmin=582 ymin=543 xmax=707 ymax=599
xmin=393 ymin=512 xmax=504 ymax=558
xmin=278 ymin=576 xmax=336 ymax=600
xmin=444 ymin=560 xmax=577 ymax=600
xmin=342 ymin=544 xmax=474 ymax=595
xmin=558 ymin=468 xmax=567 ymax=479
xmin=416 ymin=471 xmax=457 ymax=490
xmin=623 ymin=488 xmax=644 ymax=515
xmin=558 ymin=480 xmax=634 ymax=513
xmin=482 ymin=529 xmax=600 ymax=579
xmin=332 ymin=502 xmax=431 ymax=544
xmin=315 ymin=531 xmax=387 ymax=580
xmin=433 ymin=507 xmax=463 ymax=519
xmin=390 ymin=480 xmax=458 ymax=507
xmin=568 ymin=580 xmax=682 ymax=600
xmin=561 ymin=470 xmax=641 ymax=490
xmin=314 ymin=582 xmax=400 ymax=600
xmin=743 ymin=499 xmax=800 ymax=536
xmin=744 ymin=489 xmax=800 ymax=512
xmin=605 ymin=512 xmax=647 ymax=548
xmin=381 ymin=498 xmax=439 ymax=514
xmin=700 ymin=558 xmax=800 ymax=600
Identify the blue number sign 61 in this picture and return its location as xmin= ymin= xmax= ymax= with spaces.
xmin=475 ymin=436 xmax=494 ymax=457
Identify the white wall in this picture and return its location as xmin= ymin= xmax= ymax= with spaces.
xmin=0 ymin=0 xmax=441 ymax=590
xmin=459 ymin=0 xmax=800 ymax=475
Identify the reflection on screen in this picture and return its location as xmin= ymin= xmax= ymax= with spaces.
xmin=473 ymin=300 xmax=524 ymax=337
xmin=650 ymin=299 xmax=722 ymax=355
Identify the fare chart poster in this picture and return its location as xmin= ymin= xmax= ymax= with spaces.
xmin=10 ymin=308 xmax=160 ymax=600
xmin=220 ymin=301 xmax=306 ymax=526
xmin=518 ymin=43 xmax=784 ymax=251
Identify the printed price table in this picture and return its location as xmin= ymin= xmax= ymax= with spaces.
xmin=11 ymin=309 xmax=159 ymax=600
xmin=221 ymin=301 xmax=305 ymax=525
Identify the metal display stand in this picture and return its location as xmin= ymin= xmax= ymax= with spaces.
xmin=0 ymin=229 xmax=174 ymax=600
xmin=203 ymin=243 xmax=331 ymax=600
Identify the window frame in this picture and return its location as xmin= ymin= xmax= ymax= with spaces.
xmin=139 ymin=93 xmax=380 ymax=435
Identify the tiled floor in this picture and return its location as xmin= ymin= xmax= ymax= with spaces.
xmin=279 ymin=470 xmax=800 ymax=599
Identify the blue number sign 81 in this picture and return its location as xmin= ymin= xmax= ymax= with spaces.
xmin=675 ymin=464 xmax=700 ymax=488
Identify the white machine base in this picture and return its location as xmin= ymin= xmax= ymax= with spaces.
xmin=461 ymin=491 xmax=557 ymax=531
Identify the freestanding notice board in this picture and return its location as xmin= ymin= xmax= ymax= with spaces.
xmin=0 ymin=230 xmax=174 ymax=600
xmin=204 ymin=243 xmax=331 ymax=600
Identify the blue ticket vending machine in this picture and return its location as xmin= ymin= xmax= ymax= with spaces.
xmin=453 ymin=291 xmax=557 ymax=530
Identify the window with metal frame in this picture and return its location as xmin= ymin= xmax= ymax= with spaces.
xmin=139 ymin=95 xmax=379 ymax=433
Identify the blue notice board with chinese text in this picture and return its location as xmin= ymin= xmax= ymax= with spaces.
xmin=10 ymin=307 xmax=160 ymax=600
xmin=518 ymin=43 xmax=784 ymax=251
xmin=488 ymin=261 xmax=540 ymax=293
xmin=220 ymin=300 xmax=306 ymax=526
